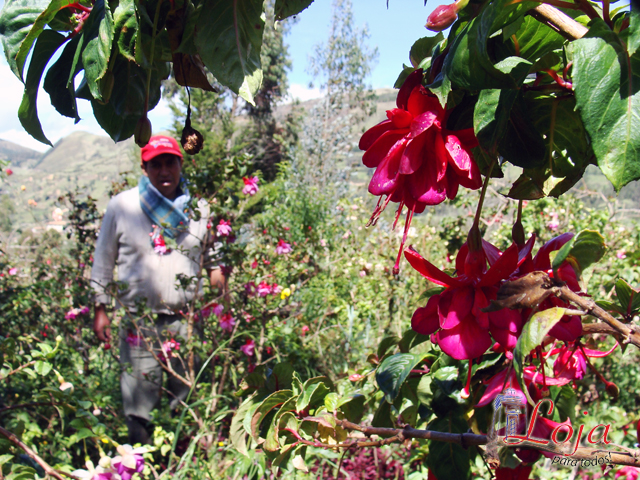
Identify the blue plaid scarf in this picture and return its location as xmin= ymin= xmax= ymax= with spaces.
xmin=139 ymin=176 xmax=191 ymax=239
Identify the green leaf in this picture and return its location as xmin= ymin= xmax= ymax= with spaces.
xmin=513 ymin=307 xmax=566 ymax=405
xmin=572 ymin=14 xmax=640 ymax=191
xmin=552 ymin=230 xmax=606 ymax=277
xmin=498 ymin=94 xmax=546 ymax=169
xmin=83 ymin=55 xmax=167 ymax=142
xmin=230 ymin=394 xmax=257 ymax=457
xmin=338 ymin=394 xmax=365 ymax=423
xmin=81 ymin=0 xmax=114 ymax=102
xmin=377 ymin=334 xmax=399 ymax=359
xmin=615 ymin=278 xmax=634 ymax=313
xmin=0 ymin=0 xmax=51 ymax=79
xmin=274 ymin=0 xmax=314 ymax=20
xmin=18 ymin=29 xmax=66 ymax=146
xmin=426 ymin=415 xmax=472 ymax=480
xmin=195 ymin=0 xmax=264 ymax=104
xmin=324 ymin=393 xmax=338 ymax=413
xmin=295 ymin=378 xmax=330 ymax=412
xmin=43 ymin=34 xmax=81 ymax=120
xmin=550 ymin=385 xmax=576 ymax=424
xmin=398 ymin=329 xmax=430 ymax=353
xmin=510 ymin=15 xmax=566 ymax=63
xmin=113 ymin=0 xmax=137 ymax=61
xmin=409 ymin=33 xmax=444 ymax=68
xmin=371 ymin=399 xmax=393 ymax=428
xmin=33 ymin=360 xmax=51 ymax=376
xmin=595 ymin=300 xmax=626 ymax=316
xmin=376 ymin=352 xmax=426 ymax=403
xmin=266 ymin=362 xmax=294 ymax=392
xmin=250 ymin=390 xmax=292 ymax=439
xmin=474 ymin=88 xmax=519 ymax=155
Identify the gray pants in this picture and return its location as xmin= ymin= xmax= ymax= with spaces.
xmin=119 ymin=315 xmax=192 ymax=421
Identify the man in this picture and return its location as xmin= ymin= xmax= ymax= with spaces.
xmin=91 ymin=135 xmax=223 ymax=445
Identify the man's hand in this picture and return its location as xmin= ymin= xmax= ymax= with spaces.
xmin=209 ymin=267 xmax=229 ymax=303
xmin=93 ymin=304 xmax=112 ymax=343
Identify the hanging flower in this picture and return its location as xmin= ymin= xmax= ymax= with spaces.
xmin=125 ymin=332 xmax=142 ymax=347
xmin=159 ymin=338 xmax=180 ymax=362
xmin=151 ymin=226 xmax=170 ymax=255
xmin=551 ymin=342 xmax=618 ymax=381
xmin=275 ymin=239 xmax=292 ymax=255
xmin=257 ymin=281 xmax=271 ymax=297
xmin=8 ymin=267 xmax=17 ymax=275
xmin=240 ymin=338 xmax=255 ymax=357
xmin=242 ymin=176 xmax=259 ymax=196
xmin=219 ymin=313 xmax=235 ymax=332
xmin=616 ymin=466 xmax=640 ymax=480
xmin=111 ymin=445 xmax=147 ymax=480
xmin=217 ymin=219 xmax=232 ymax=237
xmin=359 ymin=69 xmax=481 ymax=272
xmin=617 ymin=249 xmax=627 ymax=260
xmin=547 ymin=212 xmax=559 ymax=231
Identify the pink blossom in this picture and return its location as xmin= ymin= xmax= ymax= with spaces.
xmin=617 ymin=249 xmax=627 ymax=260
xmin=551 ymin=342 xmax=617 ymax=381
xmin=111 ymin=445 xmax=146 ymax=480
xmin=547 ymin=213 xmax=559 ymax=231
xmin=242 ymin=176 xmax=259 ymax=196
xmin=301 ymin=325 xmax=309 ymax=336
xmin=616 ymin=466 xmax=640 ymax=480
xmin=65 ymin=309 xmax=78 ymax=320
xmin=320 ymin=239 xmax=327 ymax=247
xmin=125 ymin=332 xmax=142 ymax=347
xmin=153 ymin=235 xmax=168 ymax=255
xmin=6 ymin=168 xmax=12 ymax=176
xmin=79 ymin=306 xmax=90 ymax=315
xmin=349 ymin=373 xmax=364 ymax=382
xmin=275 ymin=239 xmax=292 ymax=255
xmin=159 ymin=338 xmax=180 ymax=361
xmin=217 ymin=219 xmax=232 ymax=237
xmin=8 ymin=267 xmax=17 ymax=275
xmin=251 ymin=259 xmax=258 ymax=269
xmin=212 ymin=303 xmax=224 ymax=316
xmin=359 ymin=270 xmax=366 ymax=277
xmin=219 ymin=313 xmax=235 ymax=332
xmin=257 ymin=281 xmax=271 ymax=297
xmin=271 ymin=283 xmax=282 ymax=295
xmin=243 ymin=311 xmax=255 ymax=322
xmin=240 ymin=338 xmax=255 ymax=357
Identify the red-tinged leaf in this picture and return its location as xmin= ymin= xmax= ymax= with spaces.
xmin=405 ymin=246 xmax=461 ymax=287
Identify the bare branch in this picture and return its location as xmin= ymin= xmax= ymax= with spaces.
xmin=529 ymin=4 xmax=588 ymax=40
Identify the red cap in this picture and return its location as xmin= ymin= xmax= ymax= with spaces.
xmin=140 ymin=135 xmax=183 ymax=162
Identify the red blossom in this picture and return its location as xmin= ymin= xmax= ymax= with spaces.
xmin=359 ymin=69 xmax=481 ymax=272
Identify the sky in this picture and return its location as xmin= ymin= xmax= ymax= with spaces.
xmin=0 ymin=0 xmax=437 ymax=153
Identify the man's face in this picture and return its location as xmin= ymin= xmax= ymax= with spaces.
xmin=143 ymin=154 xmax=182 ymax=199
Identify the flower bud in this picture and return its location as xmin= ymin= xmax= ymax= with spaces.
xmin=512 ymin=219 xmax=525 ymax=247
xmin=181 ymin=118 xmax=204 ymax=155
xmin=605 ymin=381 xmax=619 ymax=400
xmin=134 ymin=115 xmax=152 ymax=148
xmin=425 ymin=0 xmax=469 ymax=32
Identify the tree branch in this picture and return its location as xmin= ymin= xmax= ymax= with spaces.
xmin=0 ymin=425 xmax=79 ymax=480
xmin=529 ymin=4 xmax=588 ymax=40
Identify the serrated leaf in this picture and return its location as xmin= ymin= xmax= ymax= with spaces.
xmin=513 ymin=307 xmax=566 ymax=405
xmin=195 ymin=0 xmax=264 ymax=104
xmin=18 ymin=29 xmax=66 ymax=146
xmin=0 ymin=0 xmax=51 ymax=79
xmin=274 ymin=0 xmax=314 ymax=20
xmin=572 ymin=14 xmax=640 ymax=191
xmin=552 ymin=230 xmax=606 ymax=277
xmin=81 ymin=0 xmax=114 ymax=102
xmin=376 ymin=352 xmax=426 ymax=403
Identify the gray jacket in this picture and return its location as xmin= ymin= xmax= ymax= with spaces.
xmin=91 ymin=186 xmax=215 ymax=314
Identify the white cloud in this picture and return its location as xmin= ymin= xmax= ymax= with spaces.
xmin=287 ymin=83 xmax=323 ymax=102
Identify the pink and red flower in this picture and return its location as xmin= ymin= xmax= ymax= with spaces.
xmin=275 ymin=239 xmax=292 ymax=255
xmin=240 ymin=338 xmax=255 ymax=357
xmin=217 ymin=219 xmax=232 ymax=237
xmin=360 ymin=69 xmax=481 ymax=272
xmin=219 ymin=313 xmax=235 ymax=332
xmin=242 ymin=176 xmax=259 ymax=196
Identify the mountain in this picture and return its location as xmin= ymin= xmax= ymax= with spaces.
xmin=0 ymin=139 xmax=41 ymax=168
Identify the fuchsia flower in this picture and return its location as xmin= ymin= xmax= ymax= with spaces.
xmin=616 ymin=466 xmax=640 ymax=480
xmin=251 ymin=259 xmax=258 ymax=269
xmin=547 ymin=212 xmax=559 ymax=231
xmin=8 ymin=267 xmax=17 ymax=275
xmin=617 ymin=249 xmax=627 ymax=260
xmin=550 ymin=341 xmax=618 ymax=381
xmin=244 ymin=281 xmax=257 ymax=297
xmin=242 ymin=176 xmax=259 ymax=196
xmin=406 ymin=235 xmax=533 ymax=361
xmin=219 ymin=313 xmax=235 ymax=332
xmin=257 ymin=281 xmax=271 ymax=297
xmin=111 ymin=445 xmax=146 ymax=480
xmin=217 ymin=219 xmax=232 ymax=237
xmin=159 ymin=338 xmax=180 ymax=361
xmin=152 ymin=234 xmax=168 ymax=255
xmin=275 ymin=239 xmax=292 ymax=255
xmin=125 ymin=332 xmax=142 ymax=347
xmin=240 ymin=338 xmax=255 ymax=357
xmin=359 ymin=69 xmax=481 ymax=271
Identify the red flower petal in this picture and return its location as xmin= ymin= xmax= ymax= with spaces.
xmin=411 ymin=296 xmax=440 ymax=335
xmin=450 ymin=127 xmax=478 ymax=149
xmin=408 ymin=153 xmax=448 ymax=205
xmin=400 ymin=133 xmax=426 ymax=175
xmin=481 ymin=239 xmax=502 ymax=267
xmin=362 ymin=130 xmax=408 ymax=168
xmin=478 ymin=244 xmax=519 ymax=287
xmin=533 ymin=233 xmax=574 ymax=271
xmin=436 ymin=315 xmax=492 ymax=360
xmin=407 ymin=87 xmax=442 ymax=117
xmin=359 ymin=120 xmax=393 ymax=150
xmin=444 ymin=133 xmax=473 ymax=173
xmin=368 ymin=141 xmax=404 ymax=196
xmin=404 ymin=246 xmax=462 ymax=287
xmin=410 ymin=110 xmax=440 ymax=138
xmin=387 ymin=108 xmax=413 ymax=129
xmin=396 ymin=69 xmax=423 ymax=110
xmin=439 ymin=285 xmax=474 ymax=330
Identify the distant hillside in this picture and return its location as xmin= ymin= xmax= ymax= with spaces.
xmin=0 ymin=140 xmax=41 ymax=168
